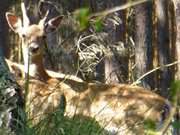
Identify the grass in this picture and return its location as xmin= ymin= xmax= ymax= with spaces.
xmin=15 ymin=110 xmax=108 ymax=135
xmin=37 ymin=113 xmax=108 ymax=135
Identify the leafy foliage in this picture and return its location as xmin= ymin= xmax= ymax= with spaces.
xmin=170 ymin=80 xmax=180 ymax=103
xmin=93 ymin=18 xmax=103 ymax=32
xmin=170 ymin=80 xmax=180 ymax=132
xmin=172 ymin=121 xmax=180 ymax=132
xmin=0 ymin=58 xmax=24 ymax=135
xmin=74 ymin=8 xmax=90 ymax=31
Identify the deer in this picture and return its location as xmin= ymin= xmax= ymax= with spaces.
xmin=6 ymin=2 xmax=173 ymax=135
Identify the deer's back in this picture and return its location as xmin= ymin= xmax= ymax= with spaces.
xmin=16 ymin=76 xmax=170 ymax=134
xmin=59 ymin=82 xmax=170 ymax=134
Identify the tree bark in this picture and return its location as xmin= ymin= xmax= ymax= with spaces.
xmin=156 ymin=0 xmax=172 ymax=97
xmin=134 ymin=1 xmax=153 ymax=89
xmin=175 ymin=0 xmax=180 ymax=80
xmin=100 ymin=0 xmax=127 ymax=83
xmin=0 ymin=0 xmax=13 ymax=58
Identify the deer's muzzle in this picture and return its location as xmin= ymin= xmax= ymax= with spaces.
xmin=29 ymin=42 xmax=40 ymax=54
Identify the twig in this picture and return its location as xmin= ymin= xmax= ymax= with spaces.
xmin=132 ymin=61 xmax=180 ymax=86
xmin=76 ymin=35 xmax=96 ymax=52
xmin=89 ymin=0 xmax=151 ymax=19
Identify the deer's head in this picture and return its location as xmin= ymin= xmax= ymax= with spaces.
xmin=6 ymin=2 xmax=63 ymax=71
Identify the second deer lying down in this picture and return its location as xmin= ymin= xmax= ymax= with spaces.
xmin=6 ymin=3 xmax=172 ymax=135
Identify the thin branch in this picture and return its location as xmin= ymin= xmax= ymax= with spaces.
xmin=89 ymin=0 xmax=151 ymax=19
xmin=132 ymin=61 xmax=180 ymax=86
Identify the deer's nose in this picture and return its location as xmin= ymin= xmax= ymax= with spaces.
xmin=29 ymin=43 xmax=40 ymax=54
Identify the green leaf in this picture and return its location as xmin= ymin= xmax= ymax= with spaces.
xmin=74 ymin=8 xmax=90 ymax=30
xmin=170 ymin=80 xmax=180 ymax=103
xmin=144 ymin=119 xmax=158 ymax=135
xmin=144 ymin=119 xmax=156 ymax=130
xmin=172 ymin=121 xmax=180 ymax=130
xmin=94 ymin=19 xmax=103 ymax=32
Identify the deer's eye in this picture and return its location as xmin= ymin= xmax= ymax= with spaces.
xmin=22 ymin=34 xmax=26 ymax=38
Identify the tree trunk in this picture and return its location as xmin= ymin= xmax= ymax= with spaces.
xmin=175 ymin=0 xmax=180 ymax=80
xmin=104 ymin=56 xmax=119 ymax=83
xmin=99 ymin=0 xmax=127 ymax=83
xmin=156 ymin=0 xmax=172 ymax=97
xmin=0 ymin=0 xmax=13 ymax=58
xmin=134 ymin=1 xmax=153 ymax=89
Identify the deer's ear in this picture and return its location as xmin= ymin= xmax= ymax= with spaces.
xmin=6 ymin=12 xmax=22 ymax=33
xmin=44 ymin=15 xmax=63 ymax=33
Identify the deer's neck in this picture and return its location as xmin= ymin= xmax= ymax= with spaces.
xmin=24 ymin=54 xmax=50 ymax=81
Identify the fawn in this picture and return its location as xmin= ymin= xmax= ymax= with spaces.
xmin=6 ymin=2 xmax=172 ymax=135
